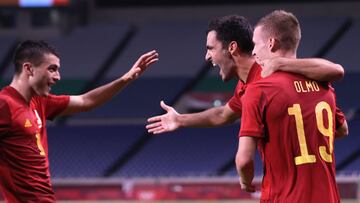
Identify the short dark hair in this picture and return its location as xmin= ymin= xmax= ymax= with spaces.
xmin=256 ymin=10 xmax=301 ymax=52
xmin=13 ymin=40 xmax=59 ymax=75
xmin=207 ymin=15 xmax=254 ymax=55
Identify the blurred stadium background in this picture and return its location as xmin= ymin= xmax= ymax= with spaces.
xmin=0 ymin=0 xmax=360 ymax=202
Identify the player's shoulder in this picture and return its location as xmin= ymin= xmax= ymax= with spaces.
xmin=244 ymin=81 xmax=265 ymax=98
xmin=269 ymin=71 xmax=297 ymax=79
xmin=0 ymin=93 xmax=11 ymax=112
xmin=0 ymin=86 xmax=24 ymax=103
xmin=246 ymin=71 xmax=296 ymax=94
xmin=0 ymin=89 xmax=25 ymax=115
xmin=0 ymin=100 xmax=11 ymax=122
xmin=249 ymin=72 xmax=282 ymax=86
xmin=0 ymin=89 xmax=13 ymax=104
xmin=257 ymin=71 xmax=302 ymax=84
xmin=31 ymin=95 xmax=54 ymax=107
xmin=32 ymin=93 xmax=57 ymax=101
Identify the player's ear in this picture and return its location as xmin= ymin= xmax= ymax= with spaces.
xmin=269 ymin=37 xmax=280 ymax=52
xmin=228 ymin=41 xmax=238 ymax=55
xmin=23 ymin=62 xmax=34 ymax=76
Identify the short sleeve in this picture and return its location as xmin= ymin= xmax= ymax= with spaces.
xmin=239 ymin=84 xmax=266 ymax=138
xmin=330 ymin=84 xmax=346 ymax=133
xmin=45 ymin=94 xmax=70 ymax=120
xmin=228 ymin=81 xmax=245 ymax=116
xmin=335 ymin=106 xmax=346 ymax=130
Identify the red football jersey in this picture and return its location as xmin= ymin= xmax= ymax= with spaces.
xmin=228 ymin=62 xmax=262 ymax=115
xmin=240 ymin=72 xmax=341 ymax=203
xmin=0 ymin=86 xmax=69 ymax=203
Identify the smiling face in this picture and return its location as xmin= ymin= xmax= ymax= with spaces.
xmin=205 ymin=30 xmax=237 ymax=82
xmin=28 ymin=53 xmax=61 ymax=97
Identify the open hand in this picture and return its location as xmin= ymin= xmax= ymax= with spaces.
xmin=146 ymin=101 xmax=180 ymax=134
xmin=126 ymin=50 xmax=159 ymax=80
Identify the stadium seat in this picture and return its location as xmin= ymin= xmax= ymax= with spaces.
xmin=48 ymin=125 xmax=144 ymax=178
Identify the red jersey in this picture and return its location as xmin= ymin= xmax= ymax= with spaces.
xmin=228 ymin=62 xmax=262 ymax=115
xmin=0 ymin=86 xmax=69 ymax=203
xmin=228 ymin=62 xmax=345 ymax=126
xmin=240 ymin=72 xmax=340 ymax=203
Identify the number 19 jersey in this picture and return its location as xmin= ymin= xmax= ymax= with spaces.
xmin=240 ymin=72 xmax=340 ymax=203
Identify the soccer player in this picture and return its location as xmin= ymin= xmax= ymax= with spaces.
xmin=146 ymin=15 xmax=344 ymax=135
xmin=0 ymin=40 xmax=158 ymax=202
xmin=236 ymin=10 xmax=348 ymax=202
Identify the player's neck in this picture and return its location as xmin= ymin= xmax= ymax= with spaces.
xmin=236 ymin=56 xmax=256 ymax=83
xmin=10 ymin=76 xmax=33 ymax=104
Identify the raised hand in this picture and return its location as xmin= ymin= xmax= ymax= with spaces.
xmin=125 ymin=50 xmax=159 ymax=80
xmin=146 ymin=101 xmax=180 ymax=134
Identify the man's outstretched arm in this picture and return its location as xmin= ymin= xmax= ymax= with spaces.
xmin=146 ymin=102 xmax=239 ymax=134
xmin=60 ymin=50 xmax=159 ymax=116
